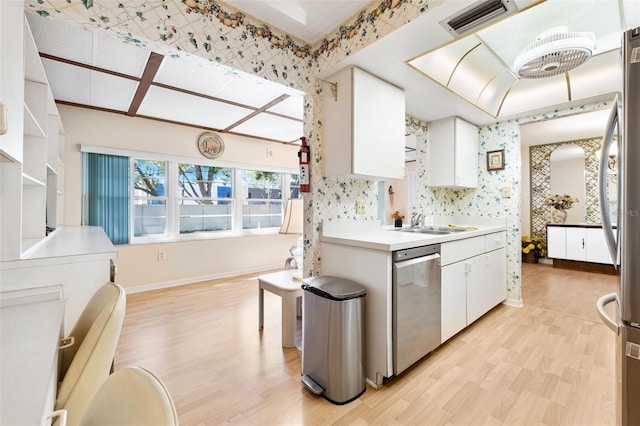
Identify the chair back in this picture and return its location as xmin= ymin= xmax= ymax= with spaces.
xmin=79 ymin=366 xmax=178 ymax=426
xmin=56 ymin=282 xmax=126 ymax=425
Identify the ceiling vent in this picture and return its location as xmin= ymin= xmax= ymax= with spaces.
xmin=514 ymin=26 xmax=596 ymax=79
xmin=440 ymin=0 xmax=518 ymax=37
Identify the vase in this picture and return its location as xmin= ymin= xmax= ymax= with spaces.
xmin=552 ymin=208 xmax=567 ymax=224
xmin=522 ymin=252 xmax=538 ymax=264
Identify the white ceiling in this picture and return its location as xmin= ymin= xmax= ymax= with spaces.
xmin=27 ymin=12 xmax=306 ymax=145
xmin=26 ymin=0 xmax=640 ymax=155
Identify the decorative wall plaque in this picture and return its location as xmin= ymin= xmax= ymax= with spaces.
xmin=197 ymin=132 xmax=224 ymax=159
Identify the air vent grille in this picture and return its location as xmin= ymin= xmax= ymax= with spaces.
xmin=440 ymin=0 xmax=517 ymax=37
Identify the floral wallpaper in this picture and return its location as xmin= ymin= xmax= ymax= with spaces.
xmin=413 ymin=120 xmax=523 ymax=301
xmin=24 ymin=0 xmax=614 ymax=304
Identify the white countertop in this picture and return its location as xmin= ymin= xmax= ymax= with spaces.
xmin=1 ymin=226 xmax=117 ymax=270
xmin=320 ymin=220 xmax=507 ymax=252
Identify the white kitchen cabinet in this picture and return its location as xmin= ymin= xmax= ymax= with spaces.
xmin=427 ymin=116 xmax=478 ymax=188
xmin=322 ymin=66 xmax=405 ymax=180
xmin=546 ymin=226 xmax=566 ymax=259
xmin=441 ymin=261 xmax=467 ymax=343
xmin=0 ymin=9 xmax=64 ymax=261
xmin=468 ymin=247 xmax=507 ymax=324
xmin=546 ymin=225 xmax=616 ymax=265
xmin=440 ymin=231 xmax=506 ymax=343
xmin=585 ymin=228 xmax=615 ymax=264
xmin=565 ymin=227 xmax=586 ymax=261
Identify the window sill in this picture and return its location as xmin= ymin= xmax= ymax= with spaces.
xmin=129 ymin=228 xmax=283 ymax=245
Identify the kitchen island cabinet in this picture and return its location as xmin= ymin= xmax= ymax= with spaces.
xmin=320 ymin=220 xmax=507 ymax=387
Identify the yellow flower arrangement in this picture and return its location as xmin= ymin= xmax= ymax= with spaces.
xmin=522 ymin=235 xmax=546 ymax=257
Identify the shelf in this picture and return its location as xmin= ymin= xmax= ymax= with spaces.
xmin=22 ymin=173 xmax=46 ymax=187
xmin=46 ymin=163 xmax=59 ymax=175
xmin=23 ymin=17 xmax=48 ymax=84
xmin=23 ymin=104 xmax=46 ymax=138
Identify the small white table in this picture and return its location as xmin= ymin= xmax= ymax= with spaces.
xmin=258 ymin=270 xmax=303 ymax=348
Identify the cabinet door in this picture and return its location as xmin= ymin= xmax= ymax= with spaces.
xmin=546 ymin=226 xmax=566 ymax=259
xmin=566 ymin=227 xmax=586 ymax=261
xmin=585 ymin=228 xmax=615 ymax=264
xmin=454 ymin=118 xmax=479 ymax=188
xmin=485 ymin=248 xmax=507 ymax=308
xmin=466 ymin=255 xmax=490 ymax=324
xmin=441 ymin=262 xmax=467 ymax=343
xmin=352 ymin=67 xmax=405 ymax=179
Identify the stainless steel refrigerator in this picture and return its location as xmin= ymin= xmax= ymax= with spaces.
xmin=597 ymin=26 xmax=640 ymax=426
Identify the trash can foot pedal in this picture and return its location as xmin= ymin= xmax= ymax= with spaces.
xmin=302 ymin=374 xmax=324 ymax=395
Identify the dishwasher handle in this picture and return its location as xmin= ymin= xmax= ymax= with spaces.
xmin=393 ymin=253 xmax=440 ymax=269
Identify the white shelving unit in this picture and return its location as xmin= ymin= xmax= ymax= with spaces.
xmin=0 ymin=3 xmax=64 ymax=260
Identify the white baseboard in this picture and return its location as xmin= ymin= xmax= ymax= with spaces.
xmin=503 ymin=298 xmax=523 ymax=308
xmin=124 ymin=263 xmax=283 ymax=294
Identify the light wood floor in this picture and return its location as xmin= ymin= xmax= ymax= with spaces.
xmin=115 ymin=263 xmax=619 ymax=425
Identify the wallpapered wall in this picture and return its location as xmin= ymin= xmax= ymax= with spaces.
xmin=28 ymin=0 xmax=614 ymax=304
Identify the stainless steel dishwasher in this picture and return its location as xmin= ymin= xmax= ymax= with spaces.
xmin=393 ymin=244 xmax=441 ymax=375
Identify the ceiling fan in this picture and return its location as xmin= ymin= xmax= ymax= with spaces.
xmin=514 ymin=26 xmax=596 ymax=79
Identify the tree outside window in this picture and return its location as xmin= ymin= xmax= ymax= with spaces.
xmin=242 ymin=170 xmax=282 ymax=229
xmin=133 ymin=160 xmax=167 ymax=236
xmin=178 ymin=164 xmax=233 ymax=233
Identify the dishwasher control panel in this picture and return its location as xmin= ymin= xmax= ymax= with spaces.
xmin=393 ymin=244 xmax=440 ymax=262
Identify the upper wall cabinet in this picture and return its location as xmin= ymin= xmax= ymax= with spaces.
xmin=427 ymin=116 xmax=478 ymax=188
xmin=322 ymin=66 xmax=405 ymax=180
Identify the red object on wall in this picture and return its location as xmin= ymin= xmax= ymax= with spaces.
xmin=298 ymin=137 xmax=310 ymax=193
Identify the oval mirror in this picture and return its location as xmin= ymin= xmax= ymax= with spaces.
xmin=550 ymin=144 xmax=586 ymax=223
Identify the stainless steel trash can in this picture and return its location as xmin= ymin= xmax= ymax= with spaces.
xmin=301 ymin=276 xmax=366 ymax=405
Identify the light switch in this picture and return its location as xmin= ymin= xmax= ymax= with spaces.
xmin=501 ymin=187 xmax=511 ymax=198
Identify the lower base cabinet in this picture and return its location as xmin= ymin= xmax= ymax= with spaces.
xmin=546 ymin=224 xmax=616 ymax=265
xmin=441 ymin=233 xmax=507 ymax=343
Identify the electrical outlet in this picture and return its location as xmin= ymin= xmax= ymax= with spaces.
xmin=501 ymin=187 xmax=511 ymax=198
xmin=158 ymin=250 xmax=167 ymax=260
xmin=356 ymin=200 xmax=365 ymax=215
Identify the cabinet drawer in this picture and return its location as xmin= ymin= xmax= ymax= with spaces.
xmin=441 ymin=235 xmax=485 ymax=266
xmin=485 ymin=231 xmax=506 ymax=251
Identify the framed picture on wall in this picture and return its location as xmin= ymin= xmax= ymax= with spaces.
xmin=487 ymin=149 xmax=505 ymax=171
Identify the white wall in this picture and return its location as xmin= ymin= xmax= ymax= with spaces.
xmin=59 ymin=105 xmax=299 ymax=291
xmin=550 ymin=155 xmax=586 ymax=224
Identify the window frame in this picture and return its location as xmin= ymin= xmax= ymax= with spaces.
xmin=128 ymin=156 xmax=298 ymax=244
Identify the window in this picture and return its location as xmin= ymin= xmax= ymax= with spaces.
xmin=241 ymin=169 xmax=283 ymax=230
xmin=178 ymin=164 xmax=233 ymax=234
xmin=83 ymin=151 xmax=298 ymax=243
xmin=133 ymin=160 xmax=167 ymax=237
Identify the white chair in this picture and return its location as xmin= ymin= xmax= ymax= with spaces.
xmin=78 ymin=366 xmax=178 ymax=426
xmin=56 ymin=282 xmax=126 ymax=426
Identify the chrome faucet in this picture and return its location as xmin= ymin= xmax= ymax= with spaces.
xmin=411 ymin=213 xmax=423 ymax=228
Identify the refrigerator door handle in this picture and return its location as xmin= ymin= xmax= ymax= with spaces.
xmin=596 ymin=292 xmax=619 ymax=334
xmin=598 ymin=96 xmax=620 ymax=267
